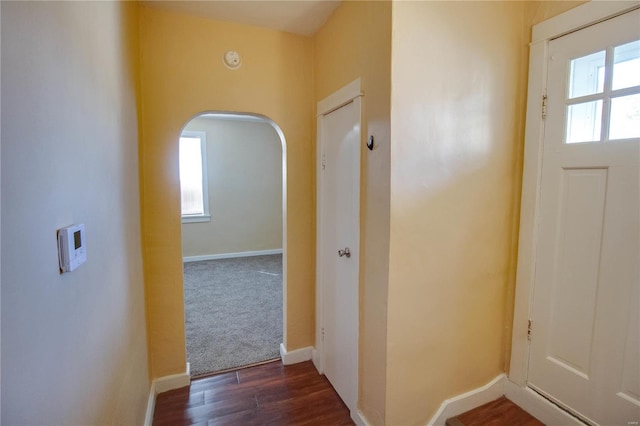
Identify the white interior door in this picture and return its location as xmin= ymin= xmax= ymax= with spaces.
xmin=317 ymin=92 xmax=361 ymax=416
xmin=528 ymin=9 xmax=640 ymax=426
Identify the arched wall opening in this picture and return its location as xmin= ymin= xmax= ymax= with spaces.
xmin=177 ymin=111 xmax=288 ymax=376
xmin=139 ymin=6 xmax=315 ymax=379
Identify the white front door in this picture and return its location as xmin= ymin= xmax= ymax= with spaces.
xmin=528 ymin=9 xmax=640 ymax=426
xmin=317 ymin=87 xmax=361 ymax=417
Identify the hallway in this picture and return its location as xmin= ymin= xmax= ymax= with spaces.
xmin=152 ymin=361 xmax=353 ymax=425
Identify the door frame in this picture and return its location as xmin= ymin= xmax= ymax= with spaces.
xmin=314 ymin=78 xmax=362 ymax=402
xmin=178 ymin=111 xmax=289 ymax=372
xmin=510 ymin=1 xmax=640 ymax=386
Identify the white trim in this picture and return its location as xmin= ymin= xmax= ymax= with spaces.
xmin=181 ymin=213 xmax=211 ymax=224
xmin=279 ymin=343 xmax=313 ymax=365
xmin=504 ymin=380 xmax=583 ymax=426
xmin=354 ymin=410 xmax=372 ymax=426
xmin=154 ymin=370 xmax=191 ymax=394
xmin=317 ymin=77 xmax=363 ymax=116
xmin=199 ymin=113 xmax=266 ymax=123
xmin=315 ymin=109 xmax=325 ymax=374
xmin=143 ymin=380 xmax=157 ymax=426
xmin=311 ymin=348 xmax=321 ymax=373
xmin=143 ymin=364 xmax=191 ymax=426
xmin=427 ymin=374 xmax=506 ymax=426
xmin=316 ymin=79 xmax=362 ymax=417
xmin=183 ymin=249 xmax=283 ymax=263
xmin=510 ymin=0 xmax=640 ymax=387
xmin=510 ymin=35 xmax=548 ymax=386
xmin=532 ymin=1 xmax=640 ymax=43
xmin=180 ymin=130 xmax=210 ymax=220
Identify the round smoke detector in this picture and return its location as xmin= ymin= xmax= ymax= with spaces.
xmin=223 ymin=50 xmax=241 ymax=69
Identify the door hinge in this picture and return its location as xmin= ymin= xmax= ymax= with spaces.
xmin=321 ymin=327 xmax=325 ymax=341
xmin=527 ymin=319 xmax=532 ymax=341
xmin=322 ymin=154 xmax=326 ymax=171
xmin=541 ymin=93 xmax=548 ymax=119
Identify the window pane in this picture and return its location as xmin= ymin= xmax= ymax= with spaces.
xmin=179 ymin=137 xmax=204 ymax=215
xmin=609 ymin=94 xmax=640 ymax=140
xmin=569 ymin=50 xmax=605 ymax=99
xmin=566 ymin=100 xmax=603 ymax=144
xmin=612 ymin=40 xmax=640 ymax=91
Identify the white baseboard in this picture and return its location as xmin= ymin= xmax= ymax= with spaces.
xmin=427 ymin=374 xmax=506 ymax=425
xmin=279 ymin=343 xmax=313 ymax=365
xmin=354 ymin=410 xmax=372 ymax=426
xmin=311 ymin=348 xmax=321 ymax=372
xmin=183 ymin=249 xmax=283 ymax=263
xmin=143 ymin=365 xmax=191 ymax=426
xmin=504 ymin=379 xmax=583 ymax=425
xmin=426 ymin=374 xmax=582 ymax=426
xmin=154 ymin=370 xmax=191 ymax=394
xmin=143 ymin=380 xmax=157 ymax=426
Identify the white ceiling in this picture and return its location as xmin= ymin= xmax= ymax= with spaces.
xmin=142 ymin=0 xmax=342 ymax=36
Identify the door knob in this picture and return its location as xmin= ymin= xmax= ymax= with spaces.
xmin=338 ymin=248 xmax=351 ymax=258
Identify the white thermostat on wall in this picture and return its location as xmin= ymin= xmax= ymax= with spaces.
xmin=57 ymin=224 xmax=87 ymax=273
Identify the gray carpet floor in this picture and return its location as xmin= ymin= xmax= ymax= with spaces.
xmin=183 ymin=254 xmax=283 ymax=376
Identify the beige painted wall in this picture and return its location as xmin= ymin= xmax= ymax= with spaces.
xmin=1 ymin=2 xmax=149 ymax=424
xmin=387 ymin=2 xmax=527 ymax=424
xmin=386 ymin=1 xmax=585 ymax=424
xmin=313 ymin=2 xmax=391 ymax=424
xmin=181 ymin=117 xmax=282 ymax=257
xmin=139 ymin=6 xmax=314 ymax=378
xmin=525 ymin=1 xmax=587 ymax=27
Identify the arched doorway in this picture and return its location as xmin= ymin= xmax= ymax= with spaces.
xmin=178 ymin=111 xmax=287 ymax=377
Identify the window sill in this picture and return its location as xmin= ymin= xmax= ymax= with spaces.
xmin=182 ymin=214 xmax=211 ymax=224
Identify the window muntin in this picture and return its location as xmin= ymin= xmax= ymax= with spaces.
xmin=564 ymin=39 xmax=640 ymax=144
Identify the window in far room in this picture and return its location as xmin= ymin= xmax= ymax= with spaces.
xmin=179 ymin=131 xmax=210 ymax=223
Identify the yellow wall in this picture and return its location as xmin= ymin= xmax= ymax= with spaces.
xmin=313 ymin=2 xmax=391 ymax=424
xmin=139 ymin=6 xmax=314 ymax=378
xmin=0 ymin=1 xmax=592 ymax=423
xmin=525 ymin=1 xmax=587 ymax=27
xmin=1 ymin=2 xmax=149 ymax=424
xmin=386 ymin=1 xmax=585 ymax=424
xmin=387 ymin=2 xmax=527 ymax=423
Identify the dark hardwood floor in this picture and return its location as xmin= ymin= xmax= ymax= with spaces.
xmin=446 ymin=396 xmax=544 ymax=426
xmin=152 ymin=360 xmax=354 ymax=426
